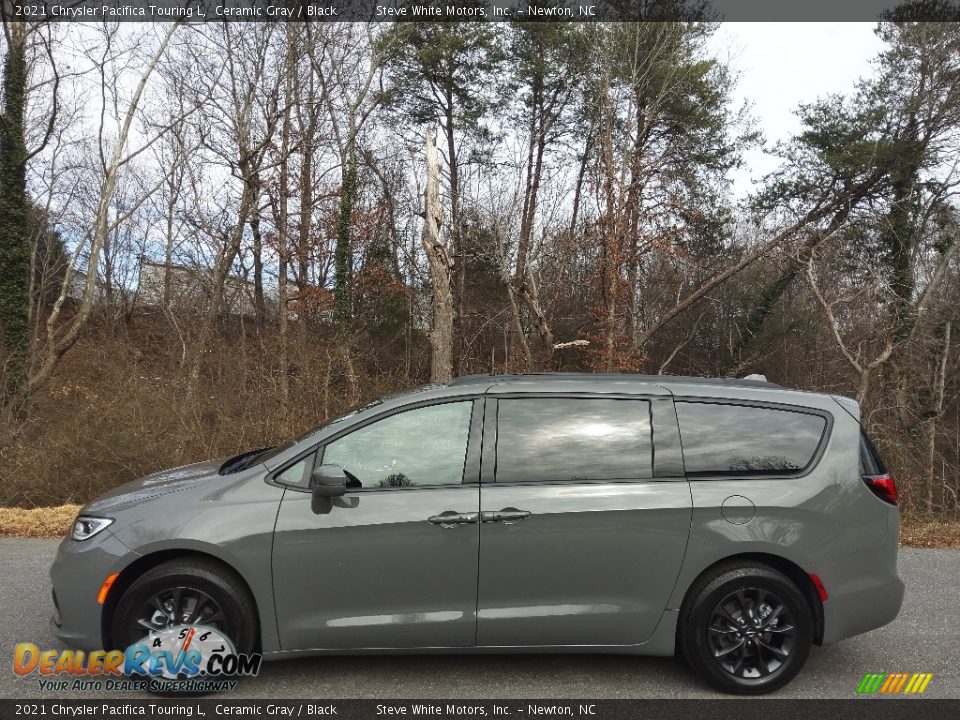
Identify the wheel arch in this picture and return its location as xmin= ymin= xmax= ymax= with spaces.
xmin=101 ymin=548 xmax=261 ymax=650
xmin=677 ymin=552 xmax=825 ymax=646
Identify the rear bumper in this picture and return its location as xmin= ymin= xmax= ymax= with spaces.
xmin=816 ymin=538 xmax=903 ymax=646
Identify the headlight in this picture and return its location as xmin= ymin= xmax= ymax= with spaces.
xmin=72 ymin=516 xmax=113 ymax=541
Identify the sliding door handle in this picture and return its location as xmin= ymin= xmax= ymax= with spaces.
xmin=481 ymin=508 xmax=532 ymax=524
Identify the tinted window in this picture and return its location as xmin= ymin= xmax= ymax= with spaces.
xmin=322 ymin=401 xmax=472 ymax=488
xmin=676 ymin=402 xmax=826 ymax=476
xmin=495 ymin=398 xmax=652 ymax=483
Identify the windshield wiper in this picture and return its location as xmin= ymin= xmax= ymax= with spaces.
xmin=219 ymin=447 xmax=273 ymax=475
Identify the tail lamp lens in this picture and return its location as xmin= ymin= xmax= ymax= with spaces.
xmin=863 ymin=474 xmax=898 ymax=505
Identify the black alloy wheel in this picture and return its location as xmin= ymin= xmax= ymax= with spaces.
xmin=707 ymin=587 xmax=797 ymax=679
xmin=132 ymin=586 xmax=226 ymax=636
xmin=679 ymin=562 xmax=813 ymax=694
xmin=111 ymin=558 xmax=258 ymax=654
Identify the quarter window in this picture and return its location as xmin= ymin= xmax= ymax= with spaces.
xmin=321 ymin=401 xmax=473 ymax=489
xmin=275 ymin=452 xmax=315 ymax=488
xmin=860 ymin=431 xmax=887 ymax=475
xmin=675 ymin=402 xmax=826 ymax=476
xmin=495 ymin=398 xmax=653 ymax=483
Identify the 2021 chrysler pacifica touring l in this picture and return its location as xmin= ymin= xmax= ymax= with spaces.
xmin=51 ymin=373 xmax=903 ymax=694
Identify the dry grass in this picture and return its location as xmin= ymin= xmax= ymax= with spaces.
xmin=0 ymin=504 xmax=80 ymax=538
xmin=2 ymin=505 xmax=960 ymax=547
xmin=0 ymin=322 xmax=416 ymax=509
xmin=900 ymin=514 xmax=960 ymax=549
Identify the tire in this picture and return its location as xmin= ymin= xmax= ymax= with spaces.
xmin=678 ymin=562 xmax=813 ymax=695
xmin=111 ymin=558 xmax=259 ymax=655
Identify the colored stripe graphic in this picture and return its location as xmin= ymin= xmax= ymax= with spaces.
xmin=880 ymin=674 xmax=897 ymax=693
xmin=857 ymin=673 xmax=932 ymax=695
xmin=857 ymin=673 xmax=886 ymax=693
xmin=891 ymin=673 xmax=909 ymax=693
xmin=905 ymin=673 xmax=933 ymax=694
xmin=882 ymin=673 xmax=907 ymax=693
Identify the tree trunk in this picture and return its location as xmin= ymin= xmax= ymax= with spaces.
xmin=927 ymin=321 xmax=951 ymax=514
xmin=569 ymin=127 xmax=593 ymax=239
xmin=333 ymin=148 xmax=357 ymax=325
xmin=276 ymin=24 xmax=296 ymax=407
xmin=443 ymin=99 xmax=463 ymax=373
xmin=886 ymin=117 xmax=922 ymax=344
xmin=421 ymin=130 xmax=453 ymax=384
xmin=184 ymin=159 xmax=258 ymax=399
xmin=512 ymin=70 xmax=555 ymax=370
xmin=0 ymin=22 xmax=30 ymax=401
xmin=250 ymin=199 xmax=267 ymax=338
xmin=598 ymin=75 xmax=621 ymax=372
xmin=163 ymin=185 xmax=176 ymax=310
xmin=726 ymin=268 xmax=797 ymax=374
xmin=297 ymin=107 xmax=315 ymax=340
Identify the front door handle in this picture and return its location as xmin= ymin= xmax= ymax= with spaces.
xmin=427 ymin=511 xmax=480 ymax=528
xmin=481 ymin=508 xmax=532 ymax=524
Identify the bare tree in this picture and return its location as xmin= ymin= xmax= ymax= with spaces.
xmin=421 ymin=130 xmax=453 ymax=383
xmin=178 ymin=24 xmax=282 ymax=398
xmin=28 ymin=23 xmax=182 ymax=394
xmin=309 ymin=24 xmax=389 ymax=326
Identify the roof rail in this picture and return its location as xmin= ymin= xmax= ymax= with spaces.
xmin=448 ymin=372 xmax=780 ymax=389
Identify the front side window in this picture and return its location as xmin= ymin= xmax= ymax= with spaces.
xmin=495 ymin=398 xmax=653 ymax=483
xmin=676 ymin=402 xmax=826 ymax=476
xmin=321 ymin=401 xmax=473 ymax=489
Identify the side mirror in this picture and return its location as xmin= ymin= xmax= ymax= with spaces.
xmin=311 ymin=464 xmax=348 ymax=499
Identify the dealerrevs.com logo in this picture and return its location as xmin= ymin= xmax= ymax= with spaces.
xmin=14 ymin=625 xmax=261 ymax=693
xmin=857 ymin=672 xmax=934 ymax=695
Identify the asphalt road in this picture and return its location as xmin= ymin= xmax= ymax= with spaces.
xmin=0 ymin=539 xmax=957 ymax=700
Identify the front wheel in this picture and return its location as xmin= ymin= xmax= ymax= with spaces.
xmin=110 ymin=558 xmax=259 ymax=655
xmin=679 ymin=563 xmax=813 ymax=694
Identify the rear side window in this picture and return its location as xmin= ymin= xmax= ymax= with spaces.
xmin=676 ymin=402 xmax=826 ymax=476
xmin=860 ymin=431 xmax=887 ymax=475
xmin=495 ymin=398 xmax=652 ymax=483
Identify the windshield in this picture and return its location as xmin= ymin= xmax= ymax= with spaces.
xmin=231 ymin=386 xmax=441 ymax=472
xmin=255 ymin=399 xmax=386 ymax=466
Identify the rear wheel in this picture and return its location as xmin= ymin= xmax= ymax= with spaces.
xmin=111 ymin=558 xmax=258 ymax=654
xmin=679 ymin=563 xmax=813 ymax=694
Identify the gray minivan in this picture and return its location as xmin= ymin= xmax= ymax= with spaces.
xmin=51 ymin=373 xmax=903 ymax=694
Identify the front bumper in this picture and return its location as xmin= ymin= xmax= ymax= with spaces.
xmin=48 ymin=531 xmax=140 ymax=651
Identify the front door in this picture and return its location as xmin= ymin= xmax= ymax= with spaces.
xmin=477 ymin=395 xmax=691 ymax=648
xmin=273 ymin=399 xmax=482 ymax=651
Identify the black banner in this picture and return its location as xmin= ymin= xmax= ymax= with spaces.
xmin=2 ymin=0 xmax=960 ymax=23
xmin=2 ymin=700 xmax=960 ymax=720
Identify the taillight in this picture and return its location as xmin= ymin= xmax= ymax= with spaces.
xmin=863 ymin=474 xmax=898 ymax=505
